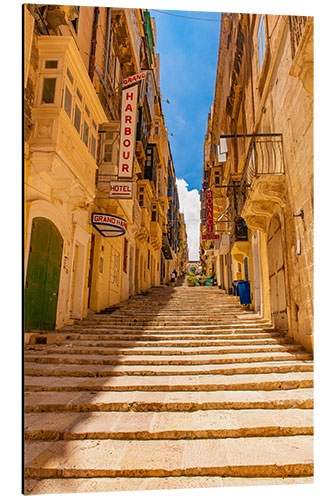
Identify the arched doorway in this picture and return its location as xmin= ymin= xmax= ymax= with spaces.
xmin=25 ymin=217 xmax=63 ymax=330
xmin=267 ymin=215 xmax=288 ymax=331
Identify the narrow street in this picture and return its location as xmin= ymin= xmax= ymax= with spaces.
xmin=24 ymin=282 xmax=313 ymax=495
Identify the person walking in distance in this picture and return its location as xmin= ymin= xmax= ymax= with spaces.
xmin=170 ymin=270 xmax=177 ymax=287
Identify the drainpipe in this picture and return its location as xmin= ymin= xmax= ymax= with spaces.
xmin=104 ymin=7 xmax=112 ymax=81
xmin=89 ymin=7 xmax=100 ymax=82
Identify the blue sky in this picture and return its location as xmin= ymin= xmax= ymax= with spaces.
xmin=150 ymin=9 xmax=221 ymax=193
xmin=149 ymin=8 xmax=221 ymax=259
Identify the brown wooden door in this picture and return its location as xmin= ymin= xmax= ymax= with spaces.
xmin=268 ymin=216 xmax=288 ymax=331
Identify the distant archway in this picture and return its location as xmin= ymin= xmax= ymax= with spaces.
xmin=187 ymin=261 xmax=201 ymax=273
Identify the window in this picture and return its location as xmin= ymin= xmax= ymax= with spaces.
xmin=123 ymin=238 xmax=128 ymax=273
xmin=45 ymin=60 xmax=58 ymax=69
xmin=214 ymin=170 xmax=221 ymax=186
xmin=83 ymin=120 xmax=90 ymax=147
xmin=90 ymin=134 xmax=96 ymax=159
xmin=139 ymin=194 xmax=144 ymax=207
xmin=67 ymin=67 xmax=74 ymax=84
xmin=74 ymin=104 xmax=81 ymax=134
xmin=258 ymin=15 xmax=266 ymax=72
xmin=76 ymin=87 xmax=83 ymax=102
xmin=99 ymin=257 xmax=104 ymax=274
xmin=112 ymin=250 xmax=120 ymax=286
xmin=104 ymin=144 xmax=113 ymax=162
xmin=64 ymin=86 xmax=73 ymax=118
xmin=41 ymin=77 xmax=56 ymax=103
xmin=102 ymin=132 xmax=118 ymax=164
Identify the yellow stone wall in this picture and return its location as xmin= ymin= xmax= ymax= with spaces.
xmin=202 ymin=14 xmax=313 ymax=352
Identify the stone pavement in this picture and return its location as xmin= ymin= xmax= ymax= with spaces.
xmin=24 ymin=283 xmax=313 ymax=494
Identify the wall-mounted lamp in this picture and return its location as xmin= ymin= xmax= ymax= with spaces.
xmin=293 ymin=209 xmax=304 ymax=220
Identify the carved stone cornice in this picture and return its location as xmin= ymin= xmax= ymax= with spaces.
xmin=241 ymin=174 xmax=286 ymax=231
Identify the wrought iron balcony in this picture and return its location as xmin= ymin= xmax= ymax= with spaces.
xmin=236 ymin=133 xmax=285 ymax=216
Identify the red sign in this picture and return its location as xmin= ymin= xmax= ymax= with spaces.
xmin=122 ymin=72 xmax=146 ymax=87
xmin=118 ymin=85 xmax=138 ymax=179
xmin=202 ymin=234 xmax=220 ymax=240
xmin=206 ymin=189 xmax=214 ymax=233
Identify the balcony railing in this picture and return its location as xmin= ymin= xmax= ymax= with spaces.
xmin=236 ymin=133 xmax=285 ymax=216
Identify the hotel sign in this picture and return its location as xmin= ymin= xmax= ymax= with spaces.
xmin=92 ymin=213 xmax=127 ymax=237
xmin=118 ymin=84 xmax=138 ymax=179
xmin=110 ymin=181 xmax=133 ymax=199
xmin=206 ymin=189 xmax=214 ymax=233
xmin=202 ymin=234 xmax=220 ymax=240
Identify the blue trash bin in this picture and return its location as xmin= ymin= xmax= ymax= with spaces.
xmin=237 ymin=280 xmax=252 ymax=305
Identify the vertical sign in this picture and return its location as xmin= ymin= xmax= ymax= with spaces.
xmin=206 ymin=189 xmax=214 ymax=233
xmin=118 ymin=84 xmax=138 ymax=179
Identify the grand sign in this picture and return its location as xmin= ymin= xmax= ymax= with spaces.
xmin=118 ymin=84 xmax=138 ymax=179
xmin=122 ymin=71 xmax=146 ymax=87
xmin=92 ymin=213 xmax=127 ymax=237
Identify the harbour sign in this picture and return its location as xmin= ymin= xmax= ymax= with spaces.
xmin=92 ymin=213 xmax=127 ymax=237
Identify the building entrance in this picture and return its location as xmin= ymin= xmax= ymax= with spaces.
xmin=267 ymin=216 xmax=288 ymax=331
xmin=25 ymin=217 xmax=63 ymax=330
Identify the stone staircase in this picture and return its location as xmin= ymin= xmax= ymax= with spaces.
xmin=24 ymin=285 xmax=313 ymax=495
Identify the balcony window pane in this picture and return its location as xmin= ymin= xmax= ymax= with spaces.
xmin=41 ymin=78 xmax=56 ymax=103
xmin=76 ymin=87 xmax=82 ymax=102
xmin=83 ymin=120 xmax=89 ymax=147
xmin=74 ymin=104 xmax=81 ymax=134
xmin=90 ymin=134 xmax=96 ymax=158
xmin=64 ymin=86 xmax=72 ymax=118
xmin=67 ymin=67 xmax=74 ymax=84
xmin=104 ymin=144 xmax=113 ymax=162
xmin=45 ymin=60 xmax=58 ymax=69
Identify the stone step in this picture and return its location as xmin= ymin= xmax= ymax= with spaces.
xmin=24 ymin=371 xmax=313 ymax=393
xmin=24 ymin=360 xmax=314 ymax=378
xmin=34 ymin=336 xmax=293 ymax=349
xmin=25 ymin=343 xmax=305 ymax=357
xmin=27 ymin=331 xmax=289 ymax=343
xmin=24 ymin=435 xmax=313 ymax=479
xmin=60 ymin=326 xmax=276 ymax=334
xmin=107 ymin=312 xmax=266 ymax=318
xmin=74 ymin=320 xmax=272 ymax=327
xmin=24 ymin=388 xmax=314 ymax=412
xmin=24 ymin=351 xmax=313 ymax=366
xmin=24 ymin=476 xmax=314 ymax=495
xmin=24 ymin=408 xmax=313 ymax=441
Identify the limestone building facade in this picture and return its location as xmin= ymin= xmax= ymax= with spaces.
xmin=24 ymin=4 xmax=187 ymax=334
xmin=200 ymin=14 xmax=313 ymax=352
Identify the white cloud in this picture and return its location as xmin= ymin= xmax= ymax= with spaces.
xmin=176 ymin=178 xmax=200 ymax=261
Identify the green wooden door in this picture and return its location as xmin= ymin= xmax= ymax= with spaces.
xmin=25 ymin=218 xmax=63 ymax=330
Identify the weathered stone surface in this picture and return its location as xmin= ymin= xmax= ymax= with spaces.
xmin=24 ymin=285 xmax=313 ymax=494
